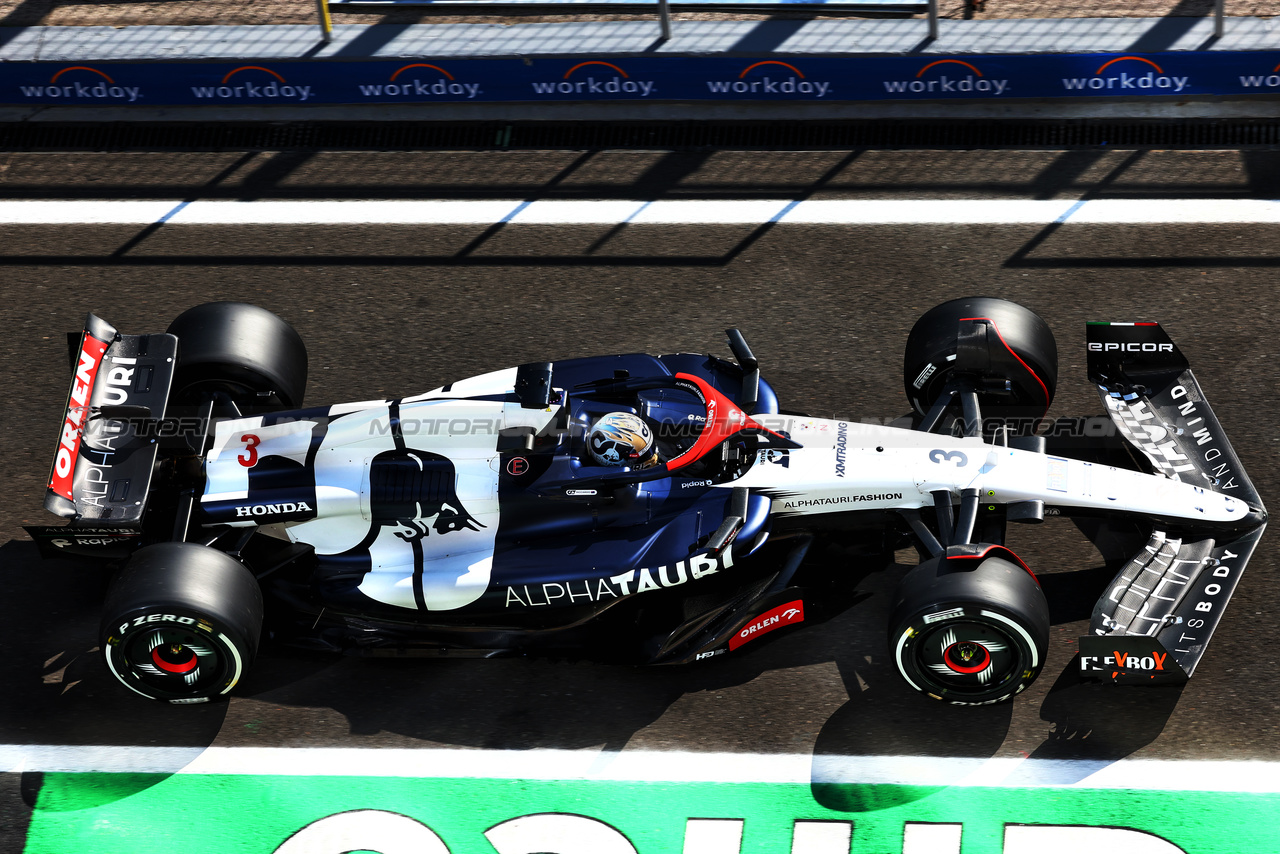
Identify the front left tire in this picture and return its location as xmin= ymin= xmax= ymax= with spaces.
xmin=903 ymin=296 xmax=1058 ymax=427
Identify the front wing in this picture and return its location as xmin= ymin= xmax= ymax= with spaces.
xmin=1080 ymin=321 xmax=1267 ymax=683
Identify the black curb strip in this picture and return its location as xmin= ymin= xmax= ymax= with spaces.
xmin=4 ymin=119 xmax=1280 ymax=150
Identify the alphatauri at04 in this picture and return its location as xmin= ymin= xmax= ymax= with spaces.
xmin=30 ymin=299 xmax=1265 ymax=705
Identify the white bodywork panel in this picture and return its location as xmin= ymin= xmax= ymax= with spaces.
xmin=204 ymin=417 xmax=319 ymax=501
xmin=729 ymin=418 xmax=1247 ymax=525
xmin=202 ymin=372 xmax=558 ymax=611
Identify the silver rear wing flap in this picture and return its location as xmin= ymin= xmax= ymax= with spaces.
xmin=41 ymin=313 xmax=177 ymax=527
xmin=1080 ymin=321 xmax=1267 ymax=683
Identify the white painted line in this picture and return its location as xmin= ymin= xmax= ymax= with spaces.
xmin=630 ymin=199 xmax=795 ymax=224
xmin=3 ymin=745 xmax=1280 ymax=792
xmin=1066 ymin=197 xmax=1280 ymax=224
xmin=508 ymin=200 xmax=651 ymax=224
xmin=780 ymin=198 xmax=1078 ymax=224
xmin=170 ymin=200 xmax=525 ymax=225
xmin=0 ymin=200 xmax=178 ymax=224
xmin=4 ymin=198 xmax=1280 ymax=226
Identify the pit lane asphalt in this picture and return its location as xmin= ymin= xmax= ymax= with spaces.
xmin=1 ymin=147 xmax=1279 ymax=847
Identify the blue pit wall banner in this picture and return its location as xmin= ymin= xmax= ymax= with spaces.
xmin=5 ymin=52 xmax=1280 ymax=105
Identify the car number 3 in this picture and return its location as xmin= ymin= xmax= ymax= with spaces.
xmin=238 ymin=434 xmax=261 ymax=468
xmin=929 ymin=449 xmax=968 ymax=467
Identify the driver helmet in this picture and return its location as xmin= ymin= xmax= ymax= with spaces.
xmin=588 ymin=412 xmax=659 ymax=469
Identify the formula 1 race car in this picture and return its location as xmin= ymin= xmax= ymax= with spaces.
xmin=29 ymin=299 xmax=1266 ymax=705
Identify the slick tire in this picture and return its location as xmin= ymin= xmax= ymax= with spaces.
xmin=888 ymin=552 xmax=1049 ymax=705
xmin=100 ymin=543 xmax=263 ymax=704
xmin=167 ymin=302 xmax=308 ymax=409
xmin=904 ymin=297 xmax=1057 ymax=427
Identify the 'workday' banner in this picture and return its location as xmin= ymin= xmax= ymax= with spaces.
xmin=5 ymin=53 xmax=1280 ymax=105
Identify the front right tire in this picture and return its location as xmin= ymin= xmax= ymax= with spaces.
xmin=888 ymin=548 xmax=1049 ymax=705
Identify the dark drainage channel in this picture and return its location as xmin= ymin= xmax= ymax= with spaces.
xmin=6 ymin=120 xmax=1280 ymax=150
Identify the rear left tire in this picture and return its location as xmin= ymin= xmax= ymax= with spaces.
xmin=167 ymin=301 xmax=308 ymax=410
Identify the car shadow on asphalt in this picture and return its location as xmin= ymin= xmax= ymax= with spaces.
xmin=1026 ymin=665 xmax=1183 ymax=769
xmin=234 ymin=589 xmax=884 ymax=752
xmin=1 ymin=530 xmax=1183 ymax=811
xmin=0 ymin=540 xmax=231 ymax=818
xmin=808 ymin=559 xmax=1017 ymax=812
xmin=0 ymin=540 xmax=230 ymax=747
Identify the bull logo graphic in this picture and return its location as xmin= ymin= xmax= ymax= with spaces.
xmin=367 ymin=448 xmax=485 ymax=543
xmin=760 ymin=448 xmax=790 ymax=468
xmin=295 ymin=401 xmax=498 ymax=613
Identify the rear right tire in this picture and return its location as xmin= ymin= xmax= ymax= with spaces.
xmin=100 ymin=543 xmax=263 ymax=704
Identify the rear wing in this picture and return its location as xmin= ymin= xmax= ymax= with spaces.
xmin=44 ymin=313 xmax=177 ymax=526
xmin=1080 ymin=321 xmax=1267 ymax=683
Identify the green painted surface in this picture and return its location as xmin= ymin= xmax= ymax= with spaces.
xmin=22 ymin=773 xmax=1280 ymax=853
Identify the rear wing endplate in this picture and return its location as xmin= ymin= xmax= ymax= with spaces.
xmin=45 ymin=313 xmax=177 ymax=526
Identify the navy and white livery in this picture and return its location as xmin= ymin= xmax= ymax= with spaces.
xmin=31 ymin=299 xmax=1267 ymax=706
